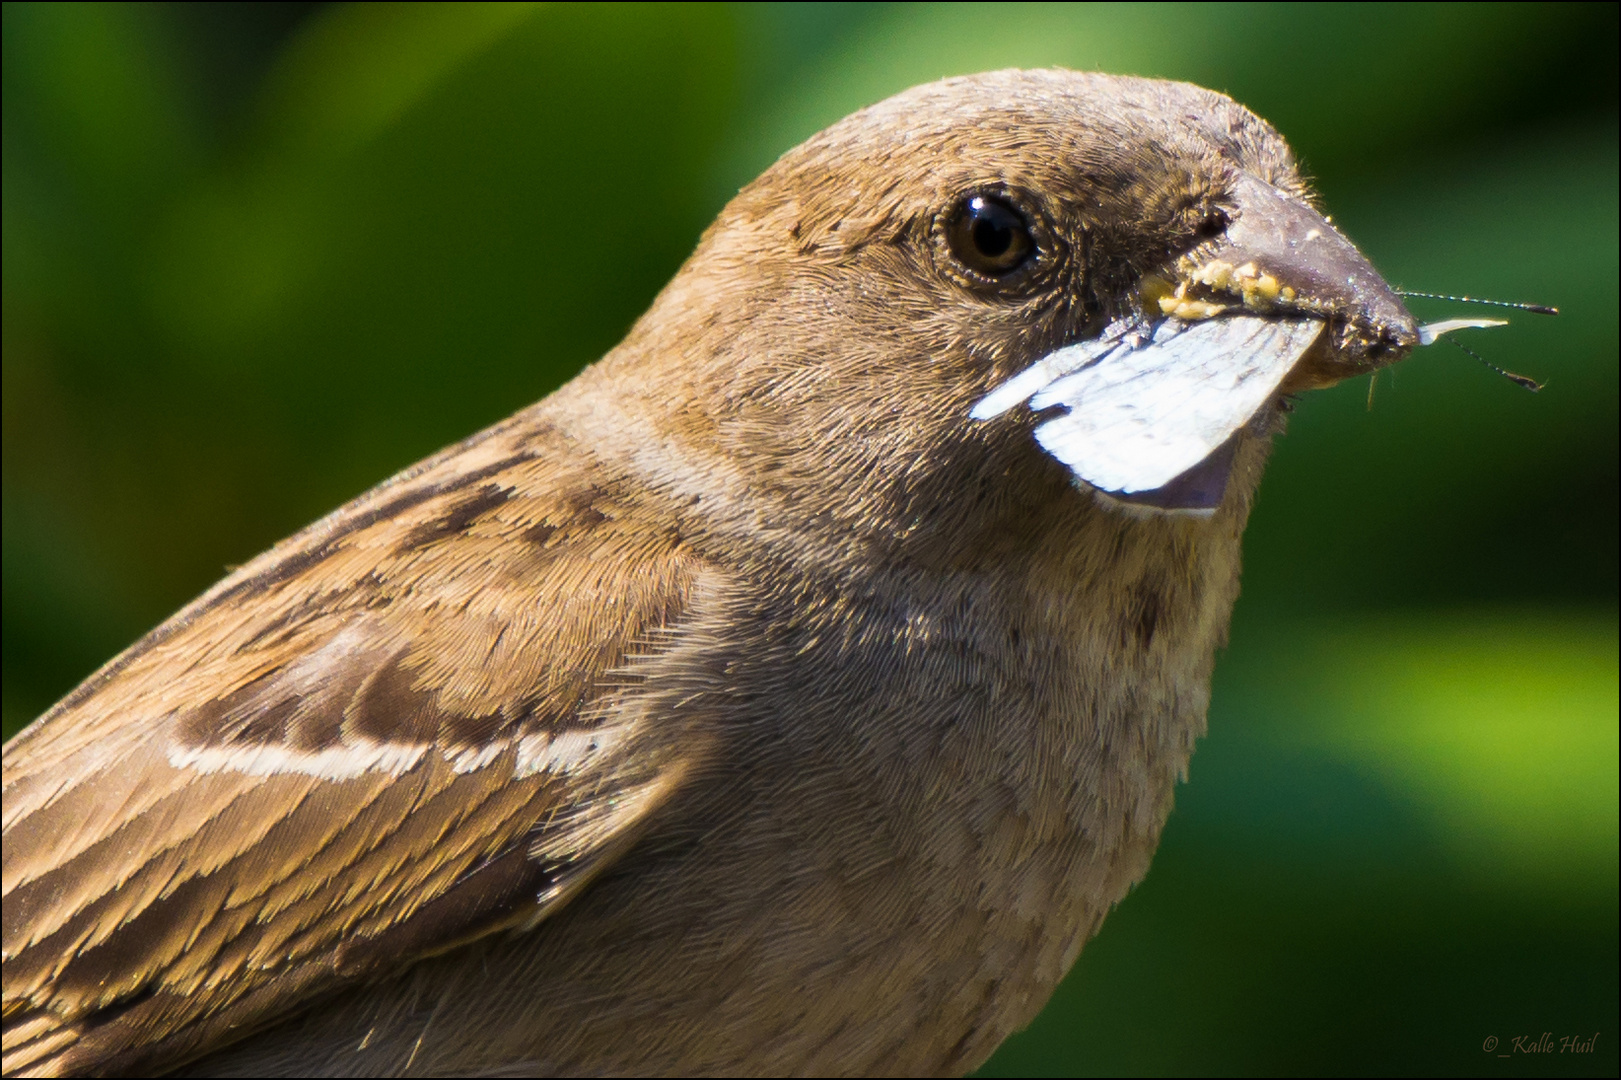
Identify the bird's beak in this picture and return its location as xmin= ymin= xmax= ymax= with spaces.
xmin=1146 ymin=172 xmax=1419 ymax=390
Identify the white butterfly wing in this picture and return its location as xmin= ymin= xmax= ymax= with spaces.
xmin=994 ymin=316 xmax=1323 ymax=495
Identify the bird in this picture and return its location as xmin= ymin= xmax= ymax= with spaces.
xmin=2 ymin=68 xmax=1442 ymax=1077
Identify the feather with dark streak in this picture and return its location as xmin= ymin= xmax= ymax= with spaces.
xmin=2 ymin=418 xmax=709 ymax=1076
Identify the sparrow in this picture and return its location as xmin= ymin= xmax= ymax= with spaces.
xmin=1 ymin=68 xmax=1476 ymax=1077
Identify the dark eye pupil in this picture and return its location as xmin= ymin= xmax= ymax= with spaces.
xmin=973 ymin=211 xmax=1014 ymax=257
xmin=948 ymin=195 xmax=1034 ymax=278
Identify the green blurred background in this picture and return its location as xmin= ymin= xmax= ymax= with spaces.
xmin=3 ymin=3 xmax=1615 ymax=1075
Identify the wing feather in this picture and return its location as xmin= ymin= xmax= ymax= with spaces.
xmin=2 ymin=418 xmax=709 ymax=1077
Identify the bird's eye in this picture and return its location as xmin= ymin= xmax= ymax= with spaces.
xmin=946 ymin=195 xmax=1035 ymax=277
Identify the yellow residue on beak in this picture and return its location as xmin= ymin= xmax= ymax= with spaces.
xmin=1142 ymin=260 xmax=1299 ymax=321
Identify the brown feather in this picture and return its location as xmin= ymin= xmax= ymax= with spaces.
xmin=3 ymin=418 xmax=708 ymax=1074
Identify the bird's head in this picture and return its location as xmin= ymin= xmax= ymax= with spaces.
xmin=595 ymin=69 xmax=1427 ymax=556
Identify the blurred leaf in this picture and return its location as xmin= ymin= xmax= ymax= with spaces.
xmin=255 ymin=2 xmax=544 ymax=159
xmin=1241 ymin=611 xmax=1618 ymax=882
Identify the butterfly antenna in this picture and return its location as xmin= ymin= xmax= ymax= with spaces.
xmin=1397 ymin=290 xmax=1559 ymax=316
xmin=1448 ymin=338 xmax=1543 ymax=392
